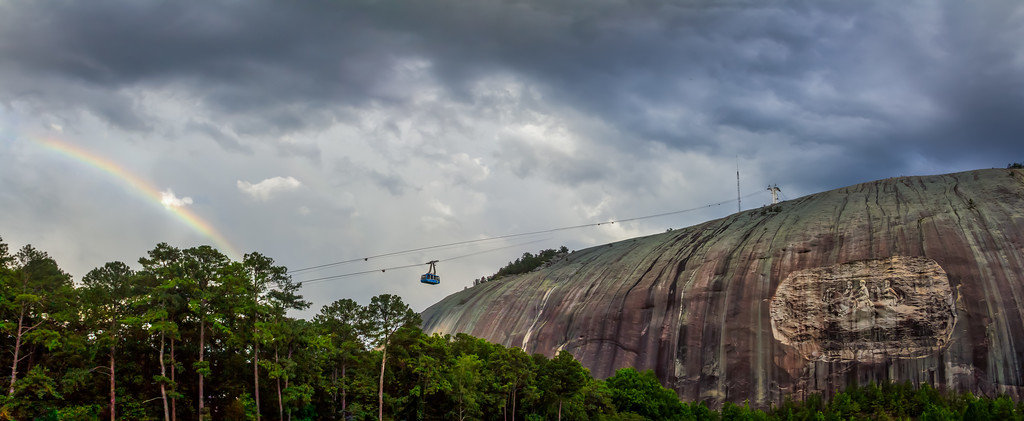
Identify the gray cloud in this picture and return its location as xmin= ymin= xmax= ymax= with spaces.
xmin=335 ymin=157 xmax=416 ymax=196
xmin=186 ymin=120 xmax=252 ymax=154
xmin=2 ymin=0 xmax=1023 ymax=313
xmin=0 ymin=0 xmax=420 ymax=137
xmin=5 ymin=1 xmax=1021 ymax=173
xmin=496 ymin=136 xmax=610 ymax=187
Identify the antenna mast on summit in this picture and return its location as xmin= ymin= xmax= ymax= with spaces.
xmin=767 ymin=184 xmax=781 ymax=205
xmin=736 ymin=157 xmax=741 ymax=212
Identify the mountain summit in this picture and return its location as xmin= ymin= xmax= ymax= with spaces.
xmin=422 ymin=168 xmax=1024 ymax=406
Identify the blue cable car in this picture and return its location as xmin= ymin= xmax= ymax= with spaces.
xmin=420 ymin=260 xmax=440 ymax=285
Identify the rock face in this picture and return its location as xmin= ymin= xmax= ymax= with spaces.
xmin=421 ymin=169 xmax=1024 ymax=406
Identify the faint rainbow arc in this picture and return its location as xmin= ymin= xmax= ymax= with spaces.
xmin=38 ymin=138 xmax=243 ymax=260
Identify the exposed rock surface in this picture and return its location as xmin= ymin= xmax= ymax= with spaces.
xmin=421 ymin=169 xmax=1024 ymax=406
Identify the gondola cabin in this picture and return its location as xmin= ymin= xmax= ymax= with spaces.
xmin=420 ymin=260 xmax=440 ymax=285
xmin=420 ymin=272 xmax=440 ymax=285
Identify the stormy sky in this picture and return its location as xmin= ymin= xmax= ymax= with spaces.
xmin=2 ymin=0 xmax=1022 ymax=315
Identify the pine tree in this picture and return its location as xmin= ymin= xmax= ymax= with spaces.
xmin=360 ymin=294 xmax=420 ymax=421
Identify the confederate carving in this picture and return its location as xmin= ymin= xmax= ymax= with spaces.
xmin=769 ymin=256 xmax=956 ymax=362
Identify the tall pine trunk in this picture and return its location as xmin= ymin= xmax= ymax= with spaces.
xmin=276 ymin=349 xmax=283 ymax=421
xmin=286 ymin=348 xmax=293 ymax=421
xmin=330 ymin=367 xmax=338 ymax=419
xmin=159 ymin=330 xmax=170 ymax=421
xmin=109 ymin=323 xmax=116 ymax=421
xmin=341 ymin=363 xmax=347 ymax=418
xmin=507 ymin=387 xmax=516 ymax=421
xmin=254 ymin=339 xmax=261 ymax=421
xmin=458 ymin=388 xmax=466 ymax=421
xmin=7 ymin=304 xmax=28 ymax=395
xmin=171 ymin=337 xmax=176 ymax=421
xmin=198 ymin=317 xmax=206 ymax=421
xmin=378 ymin=346 xmax=387 ymax=421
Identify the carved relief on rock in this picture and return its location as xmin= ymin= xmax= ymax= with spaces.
xmin=769 ymin=256 xmax=956 ymax=362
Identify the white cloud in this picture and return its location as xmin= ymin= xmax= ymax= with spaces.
xmin=441 ymin=153 xmax=490 ymax=185
xmin=237 ymin=176 xmax=302 ymax=201
xmin=431 ymin=200 xmax=453 ymax=217
xmin=160 ymin=189 xmax=193 ymax=208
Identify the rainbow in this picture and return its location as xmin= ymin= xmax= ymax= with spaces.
xmin=38 ymin=138 xmax=242 ymax=260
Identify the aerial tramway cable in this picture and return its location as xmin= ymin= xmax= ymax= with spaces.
xmin=297 ymin=237 xmax=552 ymax=285
xmin=289 ymin=192 xmax=764 ymax=275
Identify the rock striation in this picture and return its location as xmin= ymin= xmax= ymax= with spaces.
xmin=421 ymin=169 xmax=1024 ymax=406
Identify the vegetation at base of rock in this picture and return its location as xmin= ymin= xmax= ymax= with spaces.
xmin=758 ymin=204 xmax=782 ymax=215
xmin=6 ymin=234 xmax=1024 ymax=420
xmin=491 ymin=246 xmax=569 ymax=280
xmin=1008 ymin=162 xmax=1023 ymax=169
xmin=725 ymin=382 xmax=1024 ymax=421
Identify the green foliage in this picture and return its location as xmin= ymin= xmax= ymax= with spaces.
xmin=606 ymin=367 xmax=687 ymax=420
xmin=451 ymin=354 xmax=484 ymax=420
xmin=721 ymin=401 xmax=769 ymax=421
xmin=2 ymin=366 xmax=63 ymax=420
xmin=1008 ymin=162 xmax=1023 ymax=169
xmin=493 ymin=246 xmax=569 ymax=279
xmin=0 ymin=235 xmax=11 ymax=269
xmin=55 ymin=405 xmax=101 ymax=421
xmin=920 ymin=402 xmax=958 ymax=421
xmin=538 ymin=350 xmax=590 ymax=420
xmin=223 ymin=393 xmax=259 ymax=421
xmin=759 ymin=204 xmax=782 ymax=215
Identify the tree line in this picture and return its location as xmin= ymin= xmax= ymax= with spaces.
xmin=0 ymin=236 xmax=678 ymax=420
xmin=5 ymin=235 xmax=1024 ymax=420
xmin=489 ymin=247 xmax=569 ymax=281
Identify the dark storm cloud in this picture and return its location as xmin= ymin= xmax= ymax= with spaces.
xmin=914 ymin=5 xmax=1024 ymax=165
xmin=2 ymin=0 xmax=1022 ymax=188
xmin=0 ymin=0 xmax=421 ymax=136
xmin=355 ymin=0 xmax=1024 ymax=187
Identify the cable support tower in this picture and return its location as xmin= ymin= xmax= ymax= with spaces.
xmin=767 ymin=184 xmax=781 ymax=205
